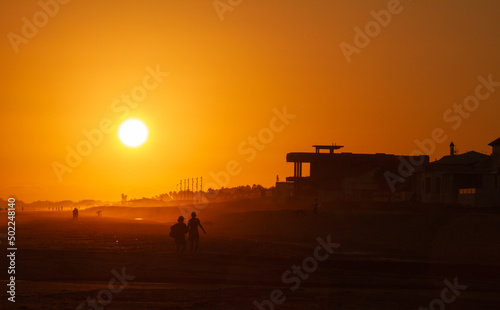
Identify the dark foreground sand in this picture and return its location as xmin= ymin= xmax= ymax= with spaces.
xmin=1 ymin=200 xmax=500 ymax=309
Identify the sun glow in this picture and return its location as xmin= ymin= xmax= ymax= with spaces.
xmin=118 ymin=119 xmax=149 ymax=148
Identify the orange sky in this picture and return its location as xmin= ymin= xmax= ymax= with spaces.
xmin=1 ymin=0 xmax=500 ymax=202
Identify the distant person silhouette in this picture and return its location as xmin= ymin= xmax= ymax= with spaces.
xmin=73 ymin=208 xmax=78 ymax=220
xmin=187 ymin=212 xmax=206 ymax=254
xmin=170 ymin=216 xmax=188 ymax=257
xmin=97 ymin=211 xmax=102 ymax=217
xmin=313 ymin=198 xmax=320 ymax=215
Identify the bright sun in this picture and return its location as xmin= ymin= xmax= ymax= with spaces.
xmin=118 ymin=119 xmax=149 ymax=148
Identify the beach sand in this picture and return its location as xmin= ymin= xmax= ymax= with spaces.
xmin=1 ymin=200 xmax=500 ymax=309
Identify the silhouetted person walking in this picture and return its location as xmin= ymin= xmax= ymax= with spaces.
xmin=188 ymin=212 xmax=205 ymax=254
xmin=170 ymin=216 xmax=188 ymax=258
xmin=73 ymin=208 xmax=78 ymax=220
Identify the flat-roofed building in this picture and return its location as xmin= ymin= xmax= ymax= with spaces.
xmin=284 ymin=144 xmax=428 ymax=203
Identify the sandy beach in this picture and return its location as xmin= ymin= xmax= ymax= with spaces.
xmin=1 ymin=200 xmax=500 ymax=309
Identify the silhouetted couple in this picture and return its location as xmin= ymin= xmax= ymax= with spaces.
xmin=170 ymin=212 xmax=206 ymax=257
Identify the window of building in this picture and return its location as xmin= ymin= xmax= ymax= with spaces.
xmin=459 ymin=188 xmax=476 ymax=194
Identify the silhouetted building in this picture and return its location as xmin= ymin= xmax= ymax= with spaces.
xmin=415 ymin=139 xmax=500 ymax=207
xmin=274 ymin=181 xmax=294 ymax=204
xmin=283 ymin=144 xmax=428 ymax=203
